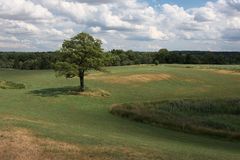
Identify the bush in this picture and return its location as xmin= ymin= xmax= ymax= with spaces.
xmin=154 ymin=60 xmax=159 ymax=65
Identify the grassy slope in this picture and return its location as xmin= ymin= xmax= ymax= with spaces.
xmin=0 ymin=65 xmax=240 ymax=159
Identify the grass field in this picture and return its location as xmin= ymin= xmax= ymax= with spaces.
xmin=0 ymin=64 xmax=240 ymax=160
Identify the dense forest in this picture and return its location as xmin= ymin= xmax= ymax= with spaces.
xmin=0 ymin=49 xmax=240 ymax=70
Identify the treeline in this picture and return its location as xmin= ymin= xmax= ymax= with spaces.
xmin=105 ymin=49 xmax=240 ymax=66
xmin=0 ymin=52 xmax=56 ymax=69
xmin=0 ymin=49 xmax=240 ymax=70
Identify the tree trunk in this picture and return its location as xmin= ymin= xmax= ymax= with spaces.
xmin=79 ymin=70 xmax=85 ymax=92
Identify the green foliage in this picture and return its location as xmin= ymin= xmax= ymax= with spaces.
xmin=0 ymin=52 xmax=56 ymax=70
xmin=1 ymin=50 xmax=240 ymax=70
xmin=54 ymin=62 xmax=78 ymax=78
xmin=110 ymin=99 xmax=240 ymax=139
xmin=54 ymin=32 xmax=104 ymax=91
xmin=55 ymin=32 xmax=104 ymax=75
xmin=154 ymin=60 xmax=159 ymax=65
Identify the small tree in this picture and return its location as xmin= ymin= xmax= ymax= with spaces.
xmin=54 ymin=32 xmax=104 ymax=92
xmin=154 ymin=60 xmax=159 ymax=65
xmin=155 ymin=48 xmax=169 ymax=63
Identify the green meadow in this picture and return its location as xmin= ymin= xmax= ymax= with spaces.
xmin=0 ymin=64 xmax=240 ymax=160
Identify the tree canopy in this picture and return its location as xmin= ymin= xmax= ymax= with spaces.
xmin=1 ymin=50 xmax=240 ymax=70
xmin=54 ymin=32 xmax=104 ymax=91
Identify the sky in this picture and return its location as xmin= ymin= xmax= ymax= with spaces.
xmin=0 ymin=0 xmax=240 ymax=51
xmin=148 ymin=0 xmax=215 ymax=8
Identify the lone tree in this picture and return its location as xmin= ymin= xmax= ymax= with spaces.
xmin=154 ymin=48 xmax=169 ymax=63
xmin=54 ymin=32 xmax=104 ymax=92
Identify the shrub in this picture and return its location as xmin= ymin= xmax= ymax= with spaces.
xmin=154 ymin=60 xmax=159 ymax=65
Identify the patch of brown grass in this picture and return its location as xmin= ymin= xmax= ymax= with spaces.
xmin=0 ymin=128 xmax=162 ymax=160
xmin=200 ymin=69 xmax=240 ymax=75
xmin=0 ymin=128 xmax=42 ymax=160
xmin=215 ymin=70 xmax=240 ymax=75
xmin=78 ymin=89 xmax=111 ymax=97
xmin=87 ymin=73 xmax=171 ymax=84
xmin=182 ymin=78 xmax=203 ymax=83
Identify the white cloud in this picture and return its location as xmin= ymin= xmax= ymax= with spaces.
xmin=192 ymin=7 xmax=217 ymax=22
xmin=0 ymin=0 xmax=240 ymax=51
xmin=90 ymin=26 xmax=102 ymax=33
xmin=0 ymin=35 xmax=19 ymax=42
xmin=0 ymin=0 xmax=53 ymax=20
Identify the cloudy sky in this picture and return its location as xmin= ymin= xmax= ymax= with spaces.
xmin=0 ymin=0 xmax=240 ymax=51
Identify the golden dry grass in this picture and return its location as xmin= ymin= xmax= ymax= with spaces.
xmin=215 ymin=70 xmax=240 ymax=75
xmin=0 ymin=128 xmax=162 ymax=160
xmin=0 ymin=128 xmax=44 ymax=160
xmin=200 ymin=69 xmax=240 ymax=75
xmin=78 ymin=89 xmax=111 ymax=97
xmin=87 ymin=73 xmax=171 ymax=84
xmin=182 ymin=78 xmax=203 ymax=83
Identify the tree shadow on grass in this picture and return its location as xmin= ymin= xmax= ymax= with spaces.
xmin=29 ymin=86 xmax=80 ymax=97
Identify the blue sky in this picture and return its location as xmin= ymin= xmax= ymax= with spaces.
xmin=147 ymin=0 xmax=216 ymax=8
xmin=0 ymin=0 xmax=239 ymax=51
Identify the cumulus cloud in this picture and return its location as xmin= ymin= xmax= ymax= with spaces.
xmin=0 ymin=0 xmax=53 ymax=20
xmin=0 ymin=0 xmax=240 ymax=51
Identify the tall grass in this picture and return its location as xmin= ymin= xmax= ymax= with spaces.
xmin=110 ymin=99 xmax=240 ymax=140
xmin=0 ymin=80 xmax=25 ymax=89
